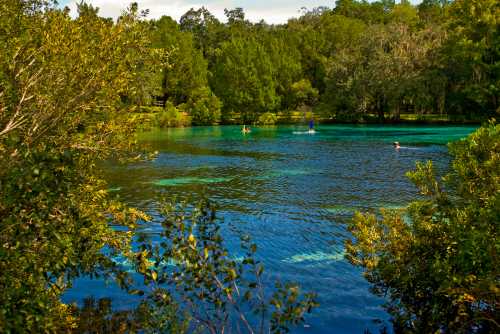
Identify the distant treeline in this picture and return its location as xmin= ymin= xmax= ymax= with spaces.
xmin=125 ymin=0 xmax=499 ymax=125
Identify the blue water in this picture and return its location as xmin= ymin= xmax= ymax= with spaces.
xmin=64 ymin=124 xmax=477 ymax=333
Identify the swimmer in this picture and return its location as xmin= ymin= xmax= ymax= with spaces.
xmin=242 ymin=125 xmax=251 ymax=134
xmin=393 ymin=141 xmax=401 ymax=149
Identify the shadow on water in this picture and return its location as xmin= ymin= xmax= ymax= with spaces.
xmin=67 ymin=124 xmax=477 ymax=334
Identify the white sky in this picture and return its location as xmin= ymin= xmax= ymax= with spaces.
xmin=59 ymin=1 xmax=422 ymax=24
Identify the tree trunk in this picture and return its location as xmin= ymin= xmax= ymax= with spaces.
xmin=393 ymin=102 xmax=401 ymax=121
xmin=377 ymin=96 xmax=385 ymax=122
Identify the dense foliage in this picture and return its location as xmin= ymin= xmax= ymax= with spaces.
xmin=140 ymin=0 xmax=499 ymax=124
xmin=0 ymin=1 xmax=155 ymax=331
xmin=346 ymin=122 xmax=499 ymax=333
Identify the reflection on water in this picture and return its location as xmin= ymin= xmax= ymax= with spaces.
xmin=64 ymin=124 xmax=476 ymax=334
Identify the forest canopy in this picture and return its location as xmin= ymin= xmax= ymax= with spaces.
xmin=139 ymin=0 xmax=499 ymax=124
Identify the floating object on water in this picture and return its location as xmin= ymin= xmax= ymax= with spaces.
xmin=293 ymin=130 xmax=317 ymax=135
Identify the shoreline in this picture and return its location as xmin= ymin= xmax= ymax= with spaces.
xmin=200 ymin=118 xmax=483 ymax=127
xmin=131 ymin=110 xmax=485 ymax=131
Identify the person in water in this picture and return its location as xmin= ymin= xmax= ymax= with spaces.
xmin=393 ymin=141 xmax=401 ymax=149
xmin=308 ymin=119 xmax=315 ymax=133
xmin=242 ymin=125 xmax=251 ymax=134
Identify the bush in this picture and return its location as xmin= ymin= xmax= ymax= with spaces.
xmin=186 ymin=88 xmax=222 ymax=125
xmin=291 ymin=79 xmax=319 ymax=109
xmin=154 ymin=102 xmax=191 ymax=128
xmin=257 ymin=112 xmax=278 ymax=125
xmin=139 ymin=106 xmax=163 ymax=113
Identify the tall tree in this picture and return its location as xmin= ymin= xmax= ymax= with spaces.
xmin=151 ymin=15 xmax=221 ymax=124
xmin=443 ymin=0 xmax=500 ymax=117
xmin=211 ymin=37 xmax=279 ymax=122
xmin=179 ymin=6 xmax=222 ymax=58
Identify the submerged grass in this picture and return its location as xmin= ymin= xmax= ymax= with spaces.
xmin=153 ymin=176 xmax=231 ymax=186
xmin=283 ymin=250 xmax=346 ymax=264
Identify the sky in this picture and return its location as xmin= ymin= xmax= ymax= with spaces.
xmin=59 ymin=1 xmax=422 ymax=24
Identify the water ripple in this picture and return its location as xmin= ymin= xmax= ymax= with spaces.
xmin=75 ymin=125 xmax=477 ymax=334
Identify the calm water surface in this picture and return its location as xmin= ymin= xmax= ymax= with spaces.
xmin=64 ymin=124 xmax=477 ymax=333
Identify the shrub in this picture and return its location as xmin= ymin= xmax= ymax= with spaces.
xmin=186 ymin=88 xmax=222 ymax=125
xmin=154 ymin=102 xmax=191 ymax=128
xmin=257 ymin=112 xmax=278 ymax=125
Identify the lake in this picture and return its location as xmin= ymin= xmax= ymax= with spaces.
xmin=64 ymin=124 xmax=477 ymax=333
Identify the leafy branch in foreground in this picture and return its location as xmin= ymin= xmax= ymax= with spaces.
xmin=132 ymin=201 xmax=318 ymax=334
xmin=346 ymin=121 xmax=499 ymax=333
xmin=0 ymin=1 xmax=161 ymax=332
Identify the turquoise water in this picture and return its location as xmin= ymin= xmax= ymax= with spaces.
xmin=64 ymin=124 xmax=477 ymax=333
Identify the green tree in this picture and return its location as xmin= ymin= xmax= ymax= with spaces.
xmin=0 ymin=1 xmax=157 ymax=331
xmin=346 ymin=122 xmax=499 ymax=333
xmin=333 ymin=0 xmax=394 ymax=25
xmin=224 ymin=7 xmax=246 ymax=25
xmin=417 ymin=0 xmax=449 ymax=25
xmin=151 ymin=16 xmax=206 ymax=105
xmin=179 ymin=7 xmax=223 ymax=60
xmin=290 ymin=79 xmax=319 ymax=110
xmin=442 ymin=0 xmax=500 ymax=118
xmin=323 ymin=20 xmax=445 ymax=121
xmin=391 ymin=0 xmax=419 ymax=27
xmin=258 ymin=29 xmax=303 ymax=111
xmin=286 ymin=15 xmax=328 ymax=94
xmin=211 ymin=37 xmax=279 ymax=123
xmin=150 ymin=15 xmax=221 ymax=125
xmin=184 ymin=87 xmax=222 ymax=125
